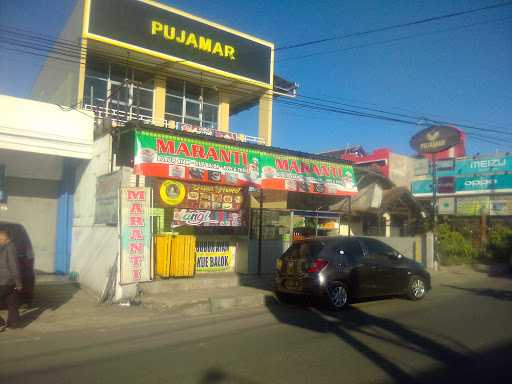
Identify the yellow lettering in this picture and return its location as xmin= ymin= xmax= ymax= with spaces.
xmin=185 ymin=33 xmax=198 ymax=48
xmin=224 ymin=45 xmax=236 ymax=60
xmin=151 ymin=21 xmax=163 ymax=35
xmin=176 ymin=30 xmax=186 ymax=43
xmin=163 ymin=25 xmax=175 ymax=40
xmin=199 ymin=36 xmax=212 ymax=53
xmin=212 ymin=42 xmax=224 ymax=57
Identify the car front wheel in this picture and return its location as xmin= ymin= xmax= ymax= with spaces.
xmin=327 ymin=283 xmax=349 ymax=310
xmin=407 ymin=276 xmax=427 ymax=300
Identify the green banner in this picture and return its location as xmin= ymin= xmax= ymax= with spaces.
xmin=133 ymin=130 xmax=357 ymax=196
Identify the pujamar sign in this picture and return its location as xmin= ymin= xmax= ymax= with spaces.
xmin=86 ymin=0 xmax=273 ymax=86
xmin=410 ymin=125 xmax=461 ymax=154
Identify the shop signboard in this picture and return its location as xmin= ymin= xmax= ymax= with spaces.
xmin=86 ymin=0 xmax=273 ymax=86
xmin=412 ymin=174 xmax=512 ymax=196
xmin=490 ymin=196 xmax=512 ymax=216
xmin=173 ymin=209 xmax=242 ymax=227
xmin=456 ymin=196 xmax=490 ymax=216
xmin=438 ymin=197 xmax=455 ymax=215
xmin=435 ymin=155 xmax=512 ymax=177
xmin=155 ymin=179 xmax=243 ymax=211
xmin=120 ymin=188 xmax=152 ymax=284
xmin=410 ymin=125 xmax=460 ymax=153
xmin=134 ymin=130 xmax=357 ymax=196
xmin=195 ymin=241 xmax=233 ymax=272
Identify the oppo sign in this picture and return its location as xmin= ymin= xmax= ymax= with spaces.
xmin=464 ymin=179 xmax=497 ymax=187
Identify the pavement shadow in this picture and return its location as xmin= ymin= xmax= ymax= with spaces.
xmin=199 ymin=367 xmax=260 ymax=384
xmin=264 ymin=298 xmax=475 ymax=383
xmin=442 ymin=284 xmax=512 ymax=301
xmin=16 ymin=279 xmax=80 ymax=329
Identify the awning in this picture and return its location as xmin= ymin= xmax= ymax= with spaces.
xmin=0 ymin=95 xmax=94 ymax=159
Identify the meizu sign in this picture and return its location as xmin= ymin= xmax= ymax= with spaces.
xmin=86 ymin=0 xmax=273 ymax=86
xmin=410 ymin=125 xmax=460 ymax=154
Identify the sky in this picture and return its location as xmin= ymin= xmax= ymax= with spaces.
xmin=1 ymin=0 xmax=511 ymax=157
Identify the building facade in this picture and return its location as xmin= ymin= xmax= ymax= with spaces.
xmin=27 ymin=0 xmax=359 ymax=299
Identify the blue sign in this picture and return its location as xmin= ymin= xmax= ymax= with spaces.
xmin=433 ymin=156 xmax=512 ymax=177
xmin=412 ymin=173 xmax=512 ymax=196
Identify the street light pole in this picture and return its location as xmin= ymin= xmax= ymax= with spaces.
xmin=431 ymin=152 xmax=438 ymax=266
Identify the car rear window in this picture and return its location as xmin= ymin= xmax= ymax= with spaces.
xmin=283 ymin=241 xmax=326 ymax=260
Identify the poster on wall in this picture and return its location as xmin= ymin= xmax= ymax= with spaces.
xmin=173 ymin=209 xmax=241 ymax=227
xmin=120 ymin=187 xmax=152 ymax=284
xmin=456 ymin=196 xmax=490 ymax=216
xmin=438 ymin=197 xmax=455 ymax=215
xmin=490 ymin=196 xmax=512 ymax=216
xmin=155 ymin=179 xmax=244 ymax=211
xmin=95 ymin=168 xmax=133 ymax=225
xmin=195 ymin=241 xmax=234 ymax=272
xmin=134 ymin=130 xmax=357 ymax=196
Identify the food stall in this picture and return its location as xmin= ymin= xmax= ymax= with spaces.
xmin=116 ymin=121 xmax=358 ymax=277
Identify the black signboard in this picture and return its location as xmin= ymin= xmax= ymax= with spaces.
xmin=410 ymin=125 xmax=461 ymax=154
xmin=87 ymin=0 xmax=272 ymax=85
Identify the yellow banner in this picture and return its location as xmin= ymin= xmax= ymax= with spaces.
xmin=196 ymin=250 xmax=233 ymax=272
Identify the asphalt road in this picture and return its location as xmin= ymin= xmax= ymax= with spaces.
xmin=1 ymin=274 xmax=511 ymax=384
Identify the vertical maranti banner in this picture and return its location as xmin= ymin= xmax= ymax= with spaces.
xmin=120 ymin=187 xmax=152 ymax=284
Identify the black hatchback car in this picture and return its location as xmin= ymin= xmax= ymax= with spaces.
xmin=275 ymin=236 xmax=431 ymax=309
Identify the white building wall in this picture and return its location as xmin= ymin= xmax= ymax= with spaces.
xmin=70 ymin=134 xmax=136 ymax=300
xmin=70 ymin=135 xmax=117 ymax=298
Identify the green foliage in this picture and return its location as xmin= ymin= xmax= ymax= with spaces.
xmin=486 ymin=225 xmax=512 ymax=262
xmin=436 ymin=224 xmax=478 ymax=266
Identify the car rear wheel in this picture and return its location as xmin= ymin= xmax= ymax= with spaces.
xmin=407 ymin=276 xmax=426 ymax=300
xmin=327 ymin=283 xmax=349 ymax=310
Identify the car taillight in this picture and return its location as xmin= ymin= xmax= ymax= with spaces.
xmin=306 ymin=259 xmax=329 ymax=273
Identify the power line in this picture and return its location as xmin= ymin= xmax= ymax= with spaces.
xmin=276 ymin=1 xmax=512 ymax=50
xmin=3 ymin=28 xmax=512 ymax=146
xmin=278 ymin=15 xmax=512 ymax=62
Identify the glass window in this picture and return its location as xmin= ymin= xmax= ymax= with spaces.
xmin=166 ymin=95 xmax=182 ymax=116
xmin=84 ymin=76 xmax=107 ymax=106
xmin=185 ymin=82 xmax=201 ymax=100
xmin=362 ymin=238 xmax=397 ymax=261
xmin=338 ymin=239 xmax=364 ymax=264
xmin=203 ymin=104 xmax=218 ymax=123
xmin=166 ymin=78 xmax=183 ymax=96
xmin=164 ymin=78 xmax=219 ymax=128
xmin=185 ymin=100 xmax=200 ymax=118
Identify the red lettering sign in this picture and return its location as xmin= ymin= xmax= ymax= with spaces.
xmin=129 ymin=243 xmax=144 ymax=253
xmin=130 ymin=228 xmax=144 ymax=240
xmin=129 ymin=203 xmax=143 ymax=214
xmin=127 ymin=190 xmax=146 ymax=201
xmin=131 ymin=269 xmax=142 ymax=281
xmin=129 ymin=216 xmax=144 ymax=226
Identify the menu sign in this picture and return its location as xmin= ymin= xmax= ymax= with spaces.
xmin=120 ymin=188 xmax=152 ymax=284
xmin=156 ymin=179 xmax=243 ymax=211
xmin=134 ymin=130 xmax=357 ymax=196
xmin=173 ymin=209 xmax=241 ymax=227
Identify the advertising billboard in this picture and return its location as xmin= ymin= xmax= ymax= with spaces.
xmin=134 ymin=130 xmax=358 ymax=196
xmin=86 ymin=0 xmax=273 ymax=87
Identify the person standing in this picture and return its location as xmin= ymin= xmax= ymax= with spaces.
xmin=0 ymin=228 xmax=22 ymax=331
